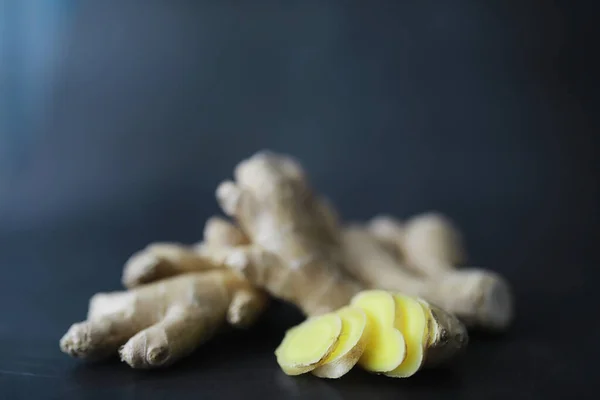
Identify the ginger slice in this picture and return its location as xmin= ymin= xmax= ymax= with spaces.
xmin=312 ymin=306 xmax=369 ymax=379
xmin=385 ymin=294 xmax=428 ymax=377
xmin=275 ymin=313 xmax=342 ymax=375
xmin=350 ymin=290 xmax=406 ymax=373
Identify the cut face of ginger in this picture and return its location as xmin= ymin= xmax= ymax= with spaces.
xmin=350 ymin=290 xmax=406 ymax=372
xmin=385 ymin=293 xmax=428 ymax=377
xmin=312 ymin=306 xmax=368 ymax=379
xmin=275 ymin=313 xmax=342 ymax=375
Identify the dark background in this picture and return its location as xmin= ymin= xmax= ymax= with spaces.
xmin=0 ymin=1 xmax=597 ymax=399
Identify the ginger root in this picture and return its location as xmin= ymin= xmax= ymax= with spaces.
xmin=122 ymin=216 xmax=248 ymax=288
xmin=60 ymin=270 xmax=267 ymax=368
xmin=60 ymin=150 xmax=486 ymax=375
xmin=368 ymin=214 xmax=513 ymax=331
xmin=60 ymin=217 xmax=268 ymax=369
xmin=214 ymin=151 xmax=363 ymax=316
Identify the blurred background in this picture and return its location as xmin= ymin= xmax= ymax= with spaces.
xmin=0 ymin=0 xmax=597 ymax=366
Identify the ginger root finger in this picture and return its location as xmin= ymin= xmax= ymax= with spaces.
xmin=203 ymin=216 xmax=249 ymax=247
xmin=227 ymin=287 xmax=269 ymax=328
xmin=216 ymin=151 xmax=362 ymax=316
xmin=61 ymin=270 xmax=266 ymax=369
xmin=369 ymin=213 xmax=465 ymax=272
xmin=60 ymin=312 xmax=142 ymax=361
xmin=275 ymin=313 xmax=343 ymax=375
xmin=341 ymin=225 xmax=510 ymax=331
xmin=119 ymin=303 xmax=215 ymax=368
xmin=312 ymin=306 xmax=369 ymax=379
xmin=350 ymin=290 xmax=406 ymax=373
xmin=122 ymin=217 xmax=248 ymax=288
xmin=122 ymin=243 xmax=219 ymax=288
xmin=368 ymin=214 xmax=514 ymax=331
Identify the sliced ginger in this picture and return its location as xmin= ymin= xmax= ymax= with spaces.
xmin=275 ymin=313 xmax=342 ymax=375
xmin=350 ymin=290 xmax=406 ymax=373
xmin=312 ymin=306 xmax=369 ymax=379
xmin=385 ymin=294 xmax=428 ymax=377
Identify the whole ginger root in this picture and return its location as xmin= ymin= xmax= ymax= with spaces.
xmin=60 ymin=217 xmax=268 ymax=369
xmin=60 ymin=149 xmax=510 ymax=377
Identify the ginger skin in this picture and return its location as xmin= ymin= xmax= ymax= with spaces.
xmin=122 ymin=216 xmax=249 ymax=288
xmin=368 ymin=214 xmax=513 ymax=331
xmin=60 ymin=270 xmax=267 ymax=368
xmin=60 ymin=217 xmax=268 ymax=369
xmin=215 ymin=151 xmax=363 ymax=317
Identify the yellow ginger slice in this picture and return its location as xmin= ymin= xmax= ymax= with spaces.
xmin=275 ymin=313 xmax=342 ymax=375
xmin=350 ymin=290 xmax=406 ymax=372
xmin=312 ymin=306 xmax=369 ymax=379
xmin=385 ymin=294 xmax=428 ymax=377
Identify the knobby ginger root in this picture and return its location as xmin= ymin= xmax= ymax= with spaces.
xmin=215 ymin=151 xmax=363 ymax=316
xmin=60 ymin=270 xmax=268 ymax=368
xmin=312 ymin=306 xmax=369 ymax=379
xmin=122 ymin=217 xmax=248 ymax=288
xmin=122 ymin=243 xmax=220 ymax=288
xmin=202 ymin=216 xmax=250 ymax=247
xmin=275 ymin=313 xmax=343 ymax=375
xmin=61 ymin=217 xmax=268 ymax=369
xmin=368 ymin=214 xmax=513 ymax=331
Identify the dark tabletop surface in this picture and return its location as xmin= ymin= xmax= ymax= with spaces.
xmin=0 ymin=1 xmax=597 ymax=399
